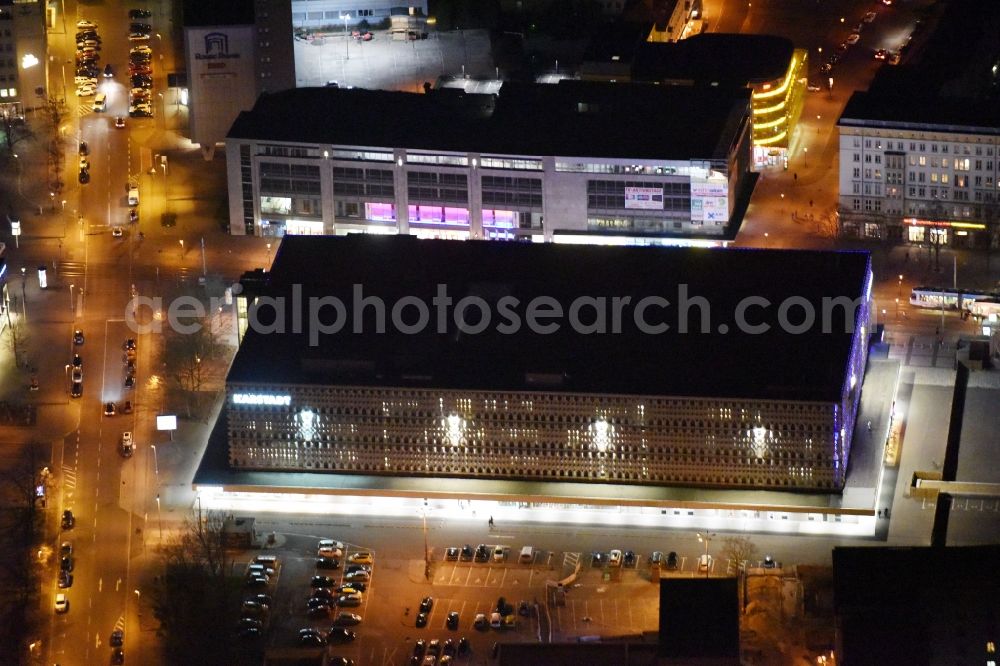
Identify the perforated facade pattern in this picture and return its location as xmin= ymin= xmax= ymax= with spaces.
xmin=226 ymin=384 xmax=845 ymax=491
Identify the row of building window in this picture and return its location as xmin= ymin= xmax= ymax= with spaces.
xmin=851 ymin=136 xmax=995 ymax=157
xmin=227 ymin=452 xmax=839 ymax=488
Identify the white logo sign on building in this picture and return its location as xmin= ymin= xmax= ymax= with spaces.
xmin=624 ymin=187 xmax=664 ymax=210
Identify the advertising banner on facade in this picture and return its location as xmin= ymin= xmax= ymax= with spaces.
xmin=624 ymin=187 xmax=664 ymax=210
xmin=690 ymin=178 xmax=730 ymax=223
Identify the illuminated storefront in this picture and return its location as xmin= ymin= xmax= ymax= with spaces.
xmin=225 ymin=83 xmax=755 ymax=246
xmin=751 ymin=48 xmax=808 ymax=168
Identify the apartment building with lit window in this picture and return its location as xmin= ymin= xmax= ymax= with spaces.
xmin=0 ymin=0 xmax=46 ymax=114
xmin=837 ymin=90 xmax=1000 ymax=248
xmin=219 ymin=235 xmax=872 ymax=493
xmin=225 ymin=81 xmax=755 ymax=246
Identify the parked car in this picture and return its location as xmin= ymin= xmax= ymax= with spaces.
xmin=698 ymin=553 xmax=712 ymax=573
xmin=62 ymin=510 xmax=75 ymax=529
xmin=763 ymin=555 xmax=777 ymax=569
xmin=103 ymin=402 xmax=116 ymax=416
xmin=110 ymin=629 xmax=124 ymax=647
xmin=55 ymin=593 xmax=69 ymax=613
xmin=666 ymin=551 xmax=679 ymax=570
xmin=348 ymin=552 xmax=373 ymax=565
xmin=608 ymin=549 xmax=623 ymax=567
xmin=419 ymin=596 xmax=433 ymax=613
xmin=334 ymin=612 xmax=362 ymax=626
xmin=128 ymin=9 xmax=152 ymax=19
xmin=337 ymin=593 xmax=362 ymax=607
xmin=445 ymin=547 xmax=459 ymax=561
xmin=415 ymin=612 xmax=428 ymax=628
xmin=460 ymin=545 xmax=474 ymax=561
xmin=310 ymin=575 xmax=335 ymax=588
xmin=447 ymin=611 xmax=459 ymax=629
xmin=58 ymin=571 xmax=73 ymax=588
xmin=316 ymin=556 xmax=340 ymax=570
xmin=327 ymin=627 xmax=356 ymax=643
xmin=474 ymin=613 xmax=488 ymax=629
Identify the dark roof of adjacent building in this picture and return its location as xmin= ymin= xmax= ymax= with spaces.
xmin=659 ymin=578 xmax=740 ymax=661
xmin=632 ymin=33 xmax=795 ymax=86
xmin=226 ymin=81 xmax=752 ymax=161
xmin=839 ymin=90 xmax=1000 ymax=134
xmin=833 ymin=546 xmax=1000 ymax=666
xmin=227 ymin=236 xmax=870 ymax=402
xmin=182 ymin=0 xmax=255 ymax=27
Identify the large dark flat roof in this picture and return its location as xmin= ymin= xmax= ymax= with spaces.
xmin=182 ymin=0 xmax=255 ymax=27
xmin=839 ymin=90 xmax=1000 ymax=134
xmin=632 ymin=33 xmax=795 ymax=86
xmin=227 ymin=81 xmax=751 ymax=161
xmin=833 ymin=546 xmax=1000 ymax=665
xmin=228 ymin=236 xmax=869 ymax=402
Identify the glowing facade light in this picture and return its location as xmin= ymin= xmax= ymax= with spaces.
xmin=443 ymin=414 xmax=465 ymax=446
xmin=232 ymin=393 xmax=291 ymax=406
xmin=21 ymin=54 xmax=39 ymax=69
xmin=297 ymin=407 xmax=318 ymax=442
xmin=591 ymin=417 xmax=612 ymax=452
xmin=750 ymin=426 xmax=769 ymax=458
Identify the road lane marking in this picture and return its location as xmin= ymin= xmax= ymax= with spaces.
xmin=98 ymin=578 xmax=102 ymax=592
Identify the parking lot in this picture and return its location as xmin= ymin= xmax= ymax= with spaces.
xmin=292 ymin=29 xmax=494 ymax=93
xmin=226 ymin=530 xmax=744 ymax=664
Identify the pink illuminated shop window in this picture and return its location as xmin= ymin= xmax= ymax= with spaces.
xmin=366 ymin=202 xmax=397 ymax=221
xmin=483 ymin=209 xmax=516 ymax=229
xmin=408 ymin=206 xmax=469 ymax=226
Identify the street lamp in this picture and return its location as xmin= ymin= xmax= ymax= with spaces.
xmin=803 ymin=146 xmax=808 ymax=168
xmin=151 ymin=444 xmax=159 ymax=476
xmin=156 ymin=493 xmax=162 ymax=540
xmin=266 ymin=242 xmax=272 ymax=266
xmin=421 ymin=500 xmax=430 ymax=580
xmin=339 ymin=14 xmax=351 ymax=59
xmin=20 ymin=267 xmax=26 ymax=319
xmin=696 ymin=532 xmax=715 ymax=578
xmin=179 ymin=239 xmax=184 ymax=258
xmin=69 ymin=284 xmax=74 ymax=312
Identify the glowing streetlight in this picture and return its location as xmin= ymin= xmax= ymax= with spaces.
xmin=696 ymin=532 xmax=715 ymax=578
xmin=339 ymin=13 xmax=351 ymax=59
xmin=69 ymin=284 xmax=75 ymax=312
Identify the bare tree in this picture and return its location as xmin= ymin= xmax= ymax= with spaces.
xmin=161 ymin=314 xmax=227 ymax=417
xmin=0 ymin=441 xmax=49 ymax=660
xmin=151 ymin=510 xmax=244 ymax=665
xmin=0 ymin=110 xmax=33 ymax=156
xmin=721 ymin=535 xmax=758 ymax=570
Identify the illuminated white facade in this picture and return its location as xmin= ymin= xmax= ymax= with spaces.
xmin=225 ymin=145 xmax=748 ymax=246
xmin=224 ymin=84 xmax=754 ymax=246
xmin=226 ymin=363 xmax=867 ymax=492
xmin=838 ymin=98 xmax=1000 ymax=249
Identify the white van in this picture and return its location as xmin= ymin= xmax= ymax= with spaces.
xmin=127 ymin=181 xmax=139 ymax=206
xmin=519 ymin=546 xmax=534 ymax=564
xmin=92 ymin=93 xmax=107 ymax=112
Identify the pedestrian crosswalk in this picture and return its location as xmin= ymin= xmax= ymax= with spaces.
xmin=57 ymin=260 xmax=87 ymax=279
xmin=62 ymin=466 xmax=77 ymax=490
